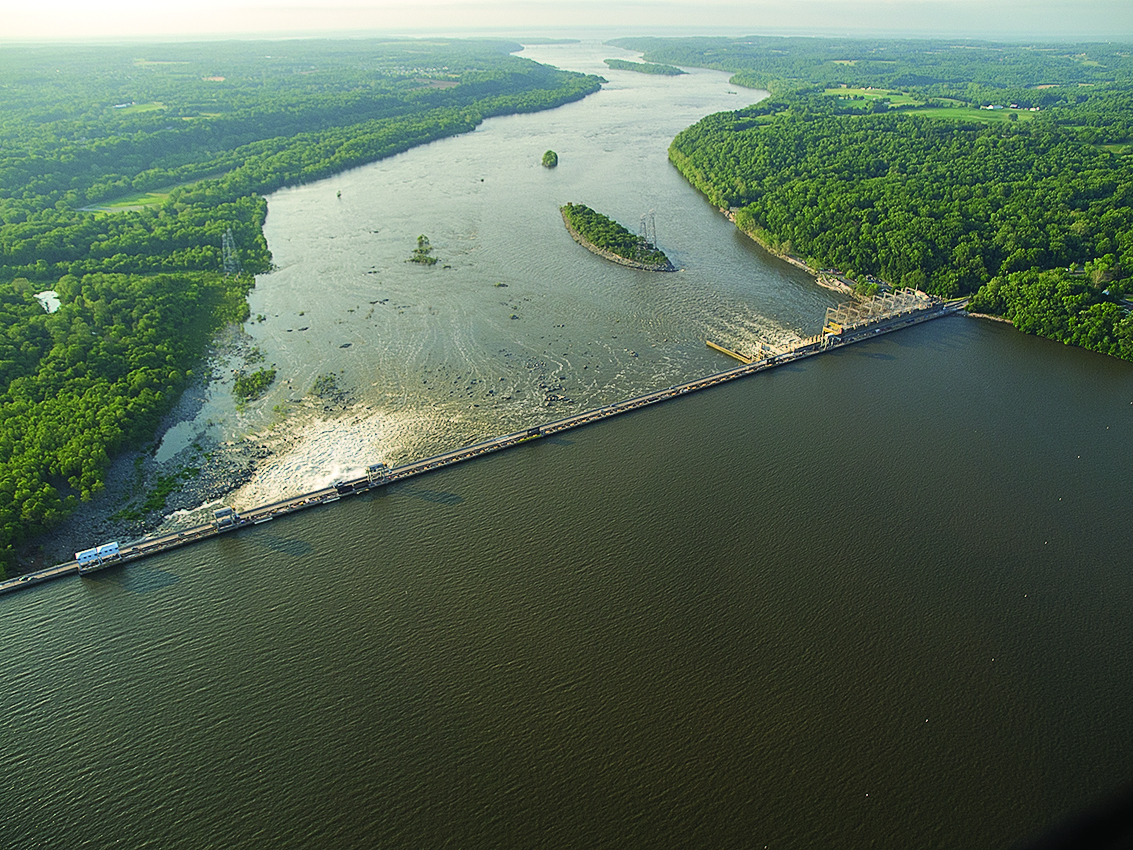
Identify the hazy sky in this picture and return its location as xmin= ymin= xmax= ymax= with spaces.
xmin=3 ymin=0 xmax=1132 ymax=42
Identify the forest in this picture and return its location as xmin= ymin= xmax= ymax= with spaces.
xmin=560 ymin=203 xmax=672 ymax=268
xmin=614 ymin=35 xmax=1133 ymax=361
xmin=0 ymin=38 xmax=603 ymax=575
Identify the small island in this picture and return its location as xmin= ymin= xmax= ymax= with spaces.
xmin=560 ymin=203 xmax=675 ymax=272
xmin=408 ymin=234 xmax=438 ymax=265
xmin=233 ymin=367 xmax=277 ymax=402
xmin=603 ymin=58 xmax=686 ymax=76
xmin=542 ymin=150 xmax=559 ymax=168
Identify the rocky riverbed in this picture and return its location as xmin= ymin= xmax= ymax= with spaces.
xmin=14 ymin=325 xmax=362 ymax=572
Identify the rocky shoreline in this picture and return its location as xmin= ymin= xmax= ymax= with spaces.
xmin=966 ymin=311 xmax=1013 ymax=324
xmin=14 ymin=329 xmax=254 ymax=570
xmin=14 ymin=324 xmax=361 ymax=574
xmin=721 ymin=208 xmax=858 ymax=297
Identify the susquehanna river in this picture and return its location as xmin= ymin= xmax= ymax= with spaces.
xmin=154 ymin=39 xmax=838 ymax=505
xmin=4 ymin=40 xmax=1133 ymax=850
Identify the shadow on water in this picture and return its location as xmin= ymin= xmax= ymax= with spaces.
xmin=764 ymin=361 xmax=809 ymax=374
xmin=257 ymin=535 xmax=316 ymax=558
xmin=538 ymin=436 xmax=574 ymax=447
xmin=394 ymin=486 xmax=464 ymax=506
xmin=84 ymin=565 xmax=181 ymax=595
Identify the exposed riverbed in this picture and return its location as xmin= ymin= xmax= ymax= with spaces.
xmin=31 ymin=40 xmax=839 ymax=564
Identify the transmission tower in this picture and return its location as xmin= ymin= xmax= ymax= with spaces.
xmin=222 ymin=227 xmax=240 ymax=276
xmin=637 ymin=211 xmax=658 ymax=251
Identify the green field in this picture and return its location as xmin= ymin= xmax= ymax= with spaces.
xmin=904 ymin=105 xmax=1038 ymax=123
xmin=115 ymin=101 xmax=166 ymax=114
xmin=824 ymin=89 xmax=1040 ymax=122
xmin=825 ymin=87 xmax=924 ymax=106
xmin=91 ymin=191 xmax=172 ymax=211
xmin=86 ymin=174 xmax=228 ymax=212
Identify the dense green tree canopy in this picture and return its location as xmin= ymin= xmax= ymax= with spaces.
xmin=969 ymin=269 xmax=1133 ymax=359
xmin=621 ymin=34 xmax=1133 ymax=360
xmin=0 ymin=271 xmax=252 ymax=568
xmin=670 ymin=98 xmax=1133 ymax=297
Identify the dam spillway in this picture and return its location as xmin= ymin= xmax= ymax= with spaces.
xmin=0 ymin=297 xmax=964 ymax=596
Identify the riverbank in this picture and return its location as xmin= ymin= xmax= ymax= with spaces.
xmin=967 ymin=311 xmax=1014 ymax=324
xmin=13 ymin=328 xmax=263 ymax=570
xmin=15 ymin=343 xmax=434 ymax=573
xmin=721 ymin=207 xmax=859 ymax=298
xmin=560 ymin=208 xmax=676 ymax=272
xmin=15 ymin=322 xmax=354 ymax=571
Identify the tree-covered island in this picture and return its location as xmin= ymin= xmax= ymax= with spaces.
xmin=603 ymin=59 xmax=686 ymax=76
xmin=614 ymin=35 xmax=1133 ymax=361
xmin=0 ymin=38 xmax=604 ymax=574
xmin=560 ymin=203 xmax=674 ymax=271
xmin=542 ymin=150 xmax=559 ymax=168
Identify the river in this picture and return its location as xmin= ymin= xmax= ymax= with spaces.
xmin=3 ymin=39 xmax=1133 ymax=850
xmin=155 ymin=40 xmax=837 ymax=505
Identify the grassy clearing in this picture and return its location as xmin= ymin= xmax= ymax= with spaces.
xmin=904 ymin=105 xmax=1038 ymax=123
xmin=84 ymin=172 xmax=229 ymax=212
xmin=823 ymin=89 xmax=1041 ymax=123
xmin=94 ymin=190 xmax=173 ymax=211
xmin=110 ymin=463 xmax=199 ymax=522
xmin=825 ymin=87 xmax=924 ymax=106
xmin=117 ymin=101 xmax=166 ymax=114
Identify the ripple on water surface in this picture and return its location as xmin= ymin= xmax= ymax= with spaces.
xmin=154 ymin=41 xmax=839 ymax=507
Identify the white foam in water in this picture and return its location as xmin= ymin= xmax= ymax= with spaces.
xmin=228 ymin=407 xmax=438 ymax=508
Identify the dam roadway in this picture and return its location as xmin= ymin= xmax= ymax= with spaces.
xmin=0 ymin=298 xmax=965 ymax=596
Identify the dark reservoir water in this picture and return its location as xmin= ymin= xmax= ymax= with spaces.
xmin=4 ymin=42 xmax=1133 ymax=850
